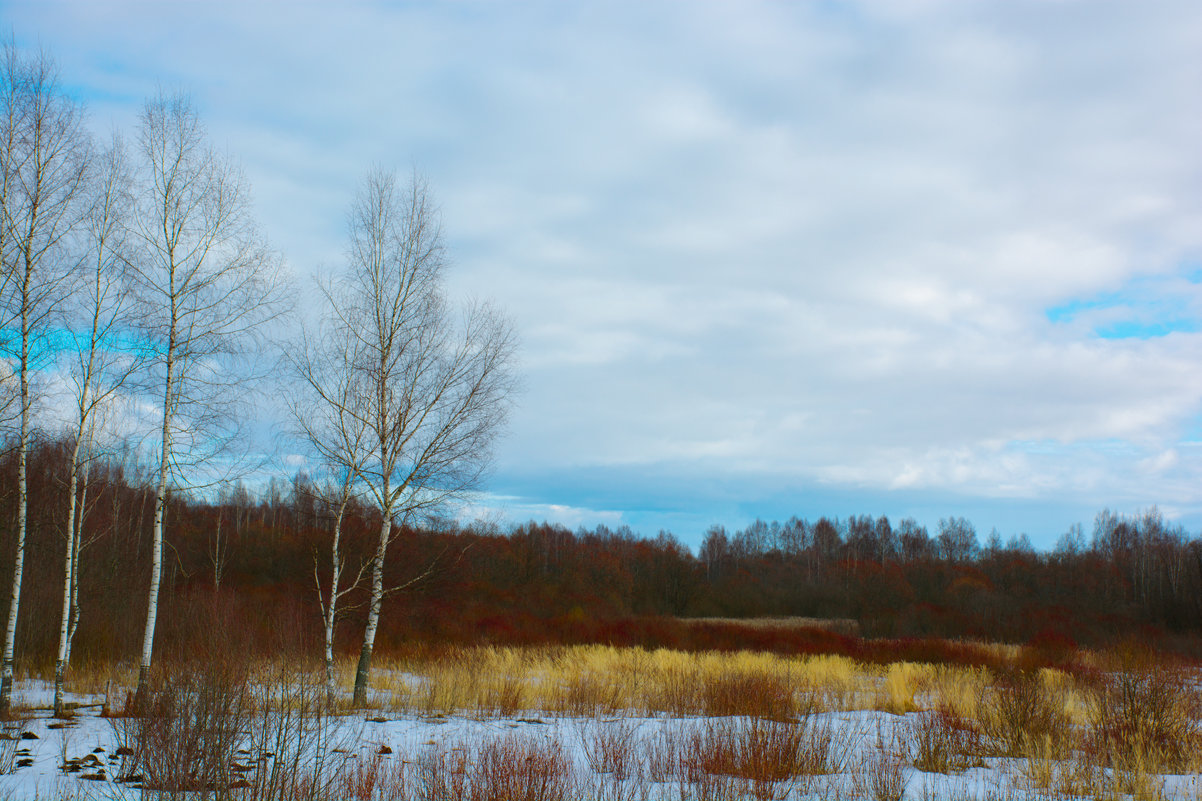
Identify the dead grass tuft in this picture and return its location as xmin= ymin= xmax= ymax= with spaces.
xmin=878 ymin=662 xmax=927 ymax=715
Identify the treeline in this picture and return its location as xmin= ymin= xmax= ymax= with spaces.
xmin=4 ymin=439 xmax=1201 ymax=672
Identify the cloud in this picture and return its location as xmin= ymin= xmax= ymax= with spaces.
xmin=9 ymin=0 xmax=1202 ymax=544
xmin=457 ymin=492 xmax=626 ymax=532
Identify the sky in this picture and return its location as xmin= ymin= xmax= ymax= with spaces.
xmin=4 ymin=0 xmax=1202 ymax=549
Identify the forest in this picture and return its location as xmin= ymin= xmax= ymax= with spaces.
xmin=4 ymin=438 xmax=1201 ymax=678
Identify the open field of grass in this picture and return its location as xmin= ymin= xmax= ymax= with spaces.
xmin=3 ymin=643 xmax=1200 ymax=800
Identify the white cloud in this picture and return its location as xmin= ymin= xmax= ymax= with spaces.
xmin=457 ymin=493 xmax=626 ymax=531
xmin=9 ymin=0 xmax=1202 ymax=541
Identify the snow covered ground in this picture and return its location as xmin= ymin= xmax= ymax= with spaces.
xmin=1 ymin=679 xmax=1200 ymax=800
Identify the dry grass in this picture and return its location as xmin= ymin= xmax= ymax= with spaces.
xmin=362 ymin=645 xmax=881 ymax=718
xmin=877 ymin=662 xmax=930 ymax=714
xmin=25 ymin=641 xmax=1202 ymax=800
xmin=926 ymin=664 xmax=989 ymax=721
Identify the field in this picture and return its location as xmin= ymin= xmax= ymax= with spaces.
xmin=1 ymin=643 xmax=1200 ymax=800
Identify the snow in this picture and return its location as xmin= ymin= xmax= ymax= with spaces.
xmin=1 ymin=680 xmax=1199 ymax=799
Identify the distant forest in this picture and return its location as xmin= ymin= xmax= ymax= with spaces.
xmin=4 ymin=438 xmax=1201 ymax=669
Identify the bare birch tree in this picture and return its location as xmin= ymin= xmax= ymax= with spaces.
xmin=291 ymin=318 xmax=371 ymax=703
xmin=126 ymin=91 xmax=286 ymax=702
xmin=0 ymin=42 xmax=91 ymax=717
xmin=53 ymin=133 xmax=138 ymax=717
xmin=311 ymin=168 xmax=515 ymax=705
xmin=313 ymin=475 xmax=369 ymax=704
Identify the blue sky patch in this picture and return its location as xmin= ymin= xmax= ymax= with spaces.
xmin=1046 ymin=269 xmax=1202 ymax=340
xmin=1095 ymin=319 xmax=1200 ymax=339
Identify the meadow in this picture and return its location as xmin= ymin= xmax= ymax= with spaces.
xmin=2 ymin=640 xmax=1199 ymax=801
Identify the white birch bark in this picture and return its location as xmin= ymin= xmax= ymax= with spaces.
xmin=2 ymin=341 xmax=30 ymax=716
xmin=139 ymin=386 xmax=171 ymax=701
xmin=54 ymin=135 xmax=132 ymax=717
xmin=0 ymin=42 xmax=90 ymax=718
xmin=321 ymin=496 xmax=346 ymax=704
xmin=353 ymin=510 xmax=392 ymax=705
xmin=64 ymin=456 xmax=86 ymax=664
xmin=53 ymin=433 xmax=82 ymax=717
xmin=127 ymin=91 xmax=284 ymax=704
xmin=316 ymin=477 xmax=368 ymax=706
xmin=64 ymin=455 xmax=88 ymax=665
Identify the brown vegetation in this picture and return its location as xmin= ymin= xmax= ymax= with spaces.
xmin=3 ymin=441 xmax=1201 ymax=684
xmin=32 ymin=642 xmax=1197 ymax=801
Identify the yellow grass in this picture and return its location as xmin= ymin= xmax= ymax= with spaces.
xmin=877 ymin=662 xmax=931 ymax=714
xmin=926 ymin=664 xmax=989 ymax=720
xmin=21 ymin=642 xmax=1202 ymax=801
xmin=355 ymin=645 xmax=1005 ymax=719
xmin=28 ymin=643 xmax=1111 ymax=728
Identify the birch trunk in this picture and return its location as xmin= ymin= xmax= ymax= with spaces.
xmin=352 ymin=513 xmax=391 ymax=706
xmin=137 ymin=343 xmax=174 ymax=706
xmin=0 ymin=317 xmax=30 ymax=718
xmin=53 ymin=435 xmax=84 ymax=717
xmin=323 ymin=492 xmax=350 ymax=705
xmin=0 ymin=43 xmax=90 ymax=718
xmin=65 ymin=456 xmax=90 ymax=665
xmin=211 ymin=513 xmax=224 ymax=590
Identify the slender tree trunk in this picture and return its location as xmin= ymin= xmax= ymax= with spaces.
xmin=65 ymin=457 xmax=90 ymax=665
xmin=323 ymin=495 xmax=349 ymax=706
xmin=0 ymin=300 xmax=31 ymax=718
xmin=352 ymin=513 xmax=391 ymax=706
xmin=137 ymin=349 xmax=174 ymax=706
xmin=211 ymin=513 xmax=224 ymax=590
xmin=53 ymin=436 xmax=85 ymax=717
xmin=137 ymin=458 xmax=168 ymax=705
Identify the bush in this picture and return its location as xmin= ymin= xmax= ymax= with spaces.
xmin=699 ymin=668 xmax=801 ymax=719
xmin=417 ymin=734 xmax=576 ymax=801
xmin=578 ymin=717 xmax=641 ymax=781
xmin=1089 ymin=662 xmax=1201 ymax=775
xmin=979 ymin=669 xmax=1073 ymax=758
xmin=244 ymin=664 xmax=348 ymax=801
xmin=0 ymin=718 xmax=29 ymax=775
xmin=111 ymin=660 xmax=250 ymax=792
xmin=909 ymin=707 xmax=983 ymax=774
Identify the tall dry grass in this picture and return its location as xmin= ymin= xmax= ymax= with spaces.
xmin=362 ymin=645 xmax=881 ymax=718
xmin=21 ymin=640 xmax=1202 ymax=801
